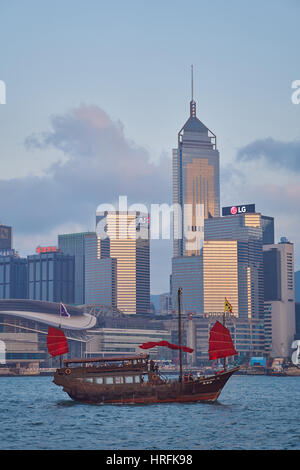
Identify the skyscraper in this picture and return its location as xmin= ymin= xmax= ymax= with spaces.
xmin=0 ymin=252 xmax=27 ymax=299
xmin=171 ymin=255 xmax=203 ymax=314
xmin=95 ymin=211 xmax=150 ymax=315
xmin=58 ymin=232 xmax=92 ymax=305
xmin=263 ymin=237 xmax=296 ymax=358
xmin=27 ymin=249 xmax=74 ymax=303
xmin=84 ymin=233 xmax=117 ymax=309
xmin=221 ymin=204 xmax=274 ymax=245
xmin=204 ymin=212 xmax=265 ymax=319
xmin=173 ymin=68 xmax=220 ymax=257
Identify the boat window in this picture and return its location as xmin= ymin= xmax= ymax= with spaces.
xmin=125 ymin=376 xmax=133 ymax=384
xmin=115 ymin=376 xmax=123 ymax=384
xmin=106 ymin=377 xmax=114 ymax=384
xmin=134 ymin=376 xmax=140 ymax=383
xmin=95 ymin=377 xmax=103 ymax=384
xmin=85 ymin=378 xmax=93 ymax=383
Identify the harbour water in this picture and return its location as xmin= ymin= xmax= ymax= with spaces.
xmin=0 ymin=374 xmax=299 ymax=450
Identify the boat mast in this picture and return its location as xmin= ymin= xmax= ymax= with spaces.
xmin=59 ymin=305 xmax=62 ymax=369
xmin=178 ymin=287 xmax=183 ymax=388
xmin=223 ymin=311 xmax=227 ymax=371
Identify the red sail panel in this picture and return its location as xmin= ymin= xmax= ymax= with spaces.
xmin=208 ymin=321 xmax=237 ymax=360
xmin=139 ymin=340 xmax=193 ymax=353
xmin=47 ymin=327 xmax=69 ymax=357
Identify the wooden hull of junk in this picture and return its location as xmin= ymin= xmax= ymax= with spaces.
xmin=53 ymin=364 xmax=239 ymax=404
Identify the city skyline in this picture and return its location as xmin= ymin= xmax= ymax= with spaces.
xmin=1 ymin=1 xmax=300 ymax=454
xmin=0 ymin=0 xmax=300 ymax=294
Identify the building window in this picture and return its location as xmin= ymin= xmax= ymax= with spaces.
xmin=48 ymin=281 xmax=53 ymax=300
xmin=42 ymin=281 xmax=47 ymax=301
xmin=49 ymin=260 xmax=54 ymax=280
xmin=42 ymin=261 xmax=47 ymax=281
xmin=35 ymin=282 xmax=41 ymax=300
xmin=35 ymin=263 xmax=40 ymax=282
xmin=29 ymin=263 xmax=34 ymax=282
xmin=29 ymin=282 xmax=34 ymax=299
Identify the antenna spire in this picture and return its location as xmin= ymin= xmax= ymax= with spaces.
xmin=190 ymin=64 xmax=196 ymax=117
xmin=191 ymin=64 xmax=194 ymax=101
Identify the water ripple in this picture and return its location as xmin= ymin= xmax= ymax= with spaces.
xmin=0 ymin=375 xmax=299 ymax=449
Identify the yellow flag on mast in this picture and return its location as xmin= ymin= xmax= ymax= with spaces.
xmin=224 ymin=297 xmax=233 ymax=313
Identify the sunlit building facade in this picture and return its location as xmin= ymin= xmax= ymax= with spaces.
xmin=203 ymin=240 xmax=239 ymax=316
xmin=95 ymin=211 xmax=150 ymax=315
xmin=204 ymin=212 xmax=265 ymax=319
xmin=172 ymin=95 xmax=220 ymax=257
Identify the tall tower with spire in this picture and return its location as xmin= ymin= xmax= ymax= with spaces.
xmin=173 ymin=66 xmax=220 ymax=257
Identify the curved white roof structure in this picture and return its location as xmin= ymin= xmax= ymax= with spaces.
xmin=0 ymin=299 xmax=96 ymax=331
xmin=1 ymin=309 xmax=96 ymax=330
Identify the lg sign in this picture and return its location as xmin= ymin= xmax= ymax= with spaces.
xmin=230 ymin=206 xmax=247 ymax=215
xmin=222 ymin=204 xmax=256 ymax=216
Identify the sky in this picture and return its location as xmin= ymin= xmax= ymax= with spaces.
xmin=0 ymin=0 xmax=300 ymax=294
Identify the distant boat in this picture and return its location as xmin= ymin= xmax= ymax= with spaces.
xmin=50 ymin=290 xmax=239 ymax=404
xmin=267 ymin=341 xmax=300 ymax=377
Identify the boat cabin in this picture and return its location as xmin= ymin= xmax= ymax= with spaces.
xmin=60 ymin=354 xmax=150 ymax=386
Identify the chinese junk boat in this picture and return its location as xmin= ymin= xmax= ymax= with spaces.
xmin=52 ymin=290 xmax=239 ymax=404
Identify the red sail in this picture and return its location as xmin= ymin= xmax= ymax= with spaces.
xmin=208 ymin=321 xmax=237 ymax=360
xmin=139 ymin=340 xmax=193 ymax=353
xmin=47 ymin=327 xmax=69 ymax=357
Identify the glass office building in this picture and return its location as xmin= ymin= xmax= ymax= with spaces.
xmin=94 ymin=211 xmax=150 ymax=315
xmin=261 ymin=215 xmax=274 ymax=245
xmin=172 ymin=95 xmax=220 ymax=257
xmin=27 ymin=251 xmax=75 ymax=303
xmin=84 ymin=233 xmax=117 ymax=309
xmin=58 ymin=232 xmax=92 ymax=305
xmin=171 ymin=255 xmax=203 ymax=314
xmin=204 ymin=213 xmax=265 ymax=319
xmin=263 ymin=248 xmax=281 ymax=301
xmin=0 ymin=252 xmax=27 ymax=299
xmin=203 ymin=240 xmax=239 ymax=316
xmin=263 ymin=239 xmax=296 ymax=358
